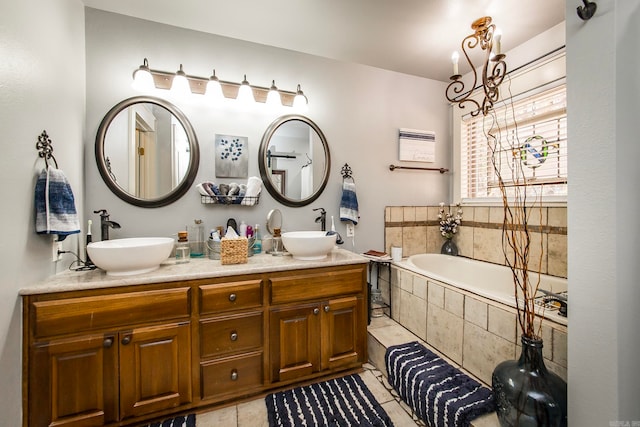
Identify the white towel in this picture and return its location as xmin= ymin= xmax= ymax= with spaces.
xmin=241 ymin=176 xmax=262 ymax=205
xmin=300 ymin=165 xmax=312 ymax=199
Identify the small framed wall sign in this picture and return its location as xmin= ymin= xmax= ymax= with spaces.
xmin=215 ymin=134 xmax=248 ymax=178
xmin=398 ymin=128 xmax=436 ymax=163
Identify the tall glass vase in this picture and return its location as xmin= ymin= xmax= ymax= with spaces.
xmin=440 ymin=238 xmax=458 ymax=256
xmin=492 ymin=335 xmax=567 ymax=427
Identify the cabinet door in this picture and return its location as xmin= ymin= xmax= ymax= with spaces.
xmin=119 ymin=322 xmax=192 ymax=420
xmin=322 ymin=296 xmax=364 ymax=371
xmin=29 ymin=334 xmax=118 ymax=427
xmin=269 ymin=302 xmax=321 ymax=382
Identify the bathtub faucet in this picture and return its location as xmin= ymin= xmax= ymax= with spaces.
xmin=537 ymin=289 xmax=567 ymax=317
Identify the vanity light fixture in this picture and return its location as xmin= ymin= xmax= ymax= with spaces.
xmin=205 ymin=69 xmax=224 ymax=103
xmin=236 ymin=75 xmax=256 ymax=107
xmin=131 ymin=58 xmax=154 ymax=91
xmin=266 ymin=80 xmax=283 ymax=108
xmin=292 ymin=84 xmax=309 ymax=112
xmin=132 ymin=58 xmax=307 ymax=109
xmin=445 ymin=16 xmax=507 ymax=117
xmin=170 ymin=64 xmax=191 ymax=97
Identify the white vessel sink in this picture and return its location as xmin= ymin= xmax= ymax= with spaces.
xmin=281 ymin=231 xmax=336 ymax=260
xmin=87 ymin=237 xmax=174 ymax=276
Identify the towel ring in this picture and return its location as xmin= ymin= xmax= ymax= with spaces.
xmin=36 ymin=130 xmax=59 ymax=169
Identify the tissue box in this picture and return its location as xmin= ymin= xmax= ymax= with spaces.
xmin=220 ymin=237 xmax=248 ymax=265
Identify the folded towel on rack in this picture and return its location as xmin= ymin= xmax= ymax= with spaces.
xmin=233 ymin=184 xmax=247 ymax=204
xmin=35 ymin=167 xmax=80 ymax=241
xmin=241 ymin=176 xmax=262 ymax=206
xmin=196 ymin=182 xmax=213 ymax=196
xmin=340 ymin=177 xmax=359 ymax=225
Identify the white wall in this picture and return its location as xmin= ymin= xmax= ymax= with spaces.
xmin=84 ymin=9 xmax=450 ymax=254
xmin=0 ymin=0 xmax=86 ymax=425
xmin=567 ymin=0 xmax=640 ymax=424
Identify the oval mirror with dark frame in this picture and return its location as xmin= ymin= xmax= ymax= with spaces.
xmin=95 ymin=96 xmax=200 ymax=208
xmin=258 ymin=115 xmax=330 ymax=207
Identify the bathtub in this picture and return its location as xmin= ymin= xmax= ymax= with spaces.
xmin=399 ymin=253 xmax=567 ymax=325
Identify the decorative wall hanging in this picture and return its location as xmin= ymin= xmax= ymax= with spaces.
xmin=215 ymin=134 xmax=248 ymax=178
xmin=398 ymin=128 xmax=436 ymax=163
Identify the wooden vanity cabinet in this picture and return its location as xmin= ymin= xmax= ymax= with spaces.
xmin=23 ymin=260 xmax=367 ymax=427
xmin=24 ymin=286 xmax=192 ymax=427
xmin=198 ymin=277 xmax=266 ymax=403
xmin=268 ymin=265 xmax=367 ymax=384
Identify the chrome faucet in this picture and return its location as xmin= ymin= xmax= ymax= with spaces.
xmin=313 ymin=208 xmax=326 ymax=231
xmin=94 ymin=209 xmax=121 ymax=241
xmin=537 ymin=289 xmax=567 ymax=317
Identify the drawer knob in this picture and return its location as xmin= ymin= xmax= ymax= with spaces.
xmin=103 ymin=337 xmax=114 ymax=348
xmin=230 ymin=369 xmax=238 ymax=381
xmin=229 ymin=293 xmax=237 ymax=302
xmin=313 ymin=308 xmax=320 ymax=315
xmin=121 ymin=335 xmax=131 ymax=345
xmin=324 ymin=305 xmax=330 ymax=313
xmin=230 ymin=332 xmax=238 ymax=341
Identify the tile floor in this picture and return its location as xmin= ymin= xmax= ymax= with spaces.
xmin=192 ymin=315 xmax=498 ymax=426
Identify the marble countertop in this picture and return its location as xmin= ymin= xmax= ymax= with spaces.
xmin=20 ymin=249 xmax=369 ymax=296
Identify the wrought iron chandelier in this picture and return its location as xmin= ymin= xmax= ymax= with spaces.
xmin=445 ymin=16 xmax=507 ymax=117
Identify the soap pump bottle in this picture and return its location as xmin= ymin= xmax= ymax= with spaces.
xmin=253 ymin=224 xmax=262 ymax=254
xmin=176 ymin=231 xmax=190 ymax=263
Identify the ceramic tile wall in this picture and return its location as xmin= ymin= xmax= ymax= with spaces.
xmin=384 ymin=205 xmax=567 ymax=278
xmin=382 ymin=266 xmax=568 ymax=385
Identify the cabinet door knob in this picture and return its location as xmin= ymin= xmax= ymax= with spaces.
xmin=121 ymin=335 xmax=131 ymax=345
xmin=103 ymin=337 xmax=114 ymax=348
xmin=230 ymin=369 xmax=238 ymax=381
xmin=230 ymin=331 xmax=238 ymax=341
xmin=313 ymin=308 xmax=320 ymax=315
xmin=324 ymin=305 xmax=330 ymax=312
xmin=229 ymin=293 xmax=237 ymax=302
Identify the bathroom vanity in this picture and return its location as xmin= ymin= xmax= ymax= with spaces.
xmin=21 ymin=250 xmax=367 ymax=427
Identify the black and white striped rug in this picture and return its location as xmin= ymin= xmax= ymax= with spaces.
xmin=137 ymin=413 xmax=195 ymax=427
xmin=385 ymin=342 xmax=495 ymax=427
xmin=265 ymin=374 xmax=393 ymax=426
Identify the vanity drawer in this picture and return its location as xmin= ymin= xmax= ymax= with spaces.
xmin=199 ymin=279 xmax=263 ymax=314
xmin=270 ymin=266 xmax=365 ymax=305
xmin=31 ymin=287 xmax=191 ymax=339
xmin=200 ymin=312 xmax=263 ymax=358
xmin=201 ymin=351 xmax=263 ymax=400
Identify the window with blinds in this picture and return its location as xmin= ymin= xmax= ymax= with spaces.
xmin=460 ymin=84 xmax=567 ymax=201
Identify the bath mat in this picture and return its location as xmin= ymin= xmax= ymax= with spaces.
xmin=385 ymin=342 xmax=495 ymax=427
xmin=136 ymin=413 xmax=195 ymax=427
xmin=265 ymin=374 xmax=393 ymax=426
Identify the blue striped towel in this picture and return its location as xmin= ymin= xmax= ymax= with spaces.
xmin=339 ymin=177 xmax=359 ymax=225
xmin=35 ymin=167 xmax=80 ymax=241
xmin=386 ymin=341 xmax=495 ymax=427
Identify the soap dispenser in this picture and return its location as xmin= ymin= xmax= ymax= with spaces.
xmin=175 ymin=231 xmax=190 ymax=263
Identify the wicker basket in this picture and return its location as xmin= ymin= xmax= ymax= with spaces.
xmin=220 ymin=237 xmax=248 ymax=265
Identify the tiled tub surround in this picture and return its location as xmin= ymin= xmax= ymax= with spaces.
xmin=384 ymin=205 xmax=567 ymax=278
xmin=374 ymin=261 xmax=567 ymax=386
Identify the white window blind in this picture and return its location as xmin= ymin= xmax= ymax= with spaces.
xmin=460 ymin=84 xmax=567 ymax=200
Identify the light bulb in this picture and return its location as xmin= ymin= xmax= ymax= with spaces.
xmin=236 ymin=75 xmax=255 ymax=109
xmin=292 ymin=84 xmax=308 ymax=112
xmin=266 ymin=80 xmax=282 ymax=108
xmin=132 ymin=58 xmax=154 ymax=91
xmin=205 ymin=69 xmax=224 ymax=104
xmin=494 ymin=29 xmax=502 ymax=55
xmin=170 ymin=64 xmax=191 ymax=96
xmin=451 ymin=51 xmax=459 ymax=75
